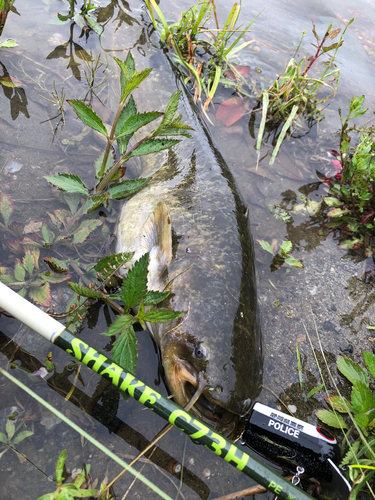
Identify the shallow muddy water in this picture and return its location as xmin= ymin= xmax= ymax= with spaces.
xmin=1 ymin=0 xmax=375 ymax=499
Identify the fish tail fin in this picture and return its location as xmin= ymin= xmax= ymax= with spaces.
xmin=140 ymin=202 xmax=172 ymax=290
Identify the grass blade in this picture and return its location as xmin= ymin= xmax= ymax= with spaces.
xmin=269 ymin=104 xmax=298 ymax=165
xmin=256 ymin=91 xmax=269 ymax=167
xmin=296 ymin=340 xmax=303 ymax=391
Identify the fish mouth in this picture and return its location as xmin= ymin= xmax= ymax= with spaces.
xmin=172 ymin=357 xmax=245 ymax=441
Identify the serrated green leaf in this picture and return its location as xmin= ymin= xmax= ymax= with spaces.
xmin=94 ymin=252 xmax=132 ymax=278
xmin=45 ymin=173 xmax=89 ymax=195
xmin=115 ymin=53 xmax=136 ymax=101
xmin=84 ymin=13 xmax=103 ymax=35
xmin=12 ymin=430 xmax=33 ymax=444
xmin=107 ymin=178 xmax=150 ymax=200
xmin=111 ymin=325 xmax=137 ymax=374
xmin=44 ymin=257 xmax=69 ymax=273
xmin=324 ymin=197 xmax=344 ymax=208
xmin=102 ymin=314 xmax=134 ymax=336
xmin=326 ymin=395 xmax=351 ymax=413
xmin=95 ymin=151 xmax=114 ymax=179
xmin=349 ymin=95 xmax=365 ymax=114
xmin=257 ymin=239 xmax=274 ymax=255
xmin=316 ymin=409 xmax=348 ymax=429
xmin=337 ymin=356 xmax=369 ymax=386
xmin=116 ymin=95 xmax=137 ymax=155
xmin=0 ymin=193 xmax=14 ymax=226
xmin=23 ymin=250 xmax=34 ymax=276
xmin=143 ymin=308 xmax=186 ymax=323
xmin=41 ymin=224 xmax=55 ymax=244
xmin=72 ymin=226 xmax=90 ymax=244
xmin=340 ymin=441 xmax=360 ymax=467
xmin=306 ymin=383 xmax=324 ymax=399
xmin=129 ymin=138 xmax=180 ymax=158
xmin=14 ymin=259 xmax=25 ymax=282
xmin=121 ymin=253 xmax=149 ymax=310
xmin=354 ymin=413 xmax=370 ymax=435
xmin=280 ymin=240 xmax=292 ymax=254
xmin=29 ymin=283 xmax=51 ymax=307
xmin=68 ymin=100 xmax=108 ymax=136
xmin=68 ymin=282 xmax=103 ymax=299
xmin=116 ymin=112 xmax=162 ymax=139
xmin=144 ymin=290 xmax=170 ymax=306
xmin=120 ymin=68 xmax=153 ymax=104
xmin=151 ymin=91 xmax=185 ymax=136
xmin=351 ymin=380 xmax=375 ymax=414
xmin=363 ymin=351 xmax=375 ymax=380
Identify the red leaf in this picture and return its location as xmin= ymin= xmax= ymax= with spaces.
xmin=216 ymin=97 xmax=250 ymax=127
xmin=226 ymin=65 xmax=250 ymax=80
xmin=361 ymin=212 xmax=375 ymax=224
xmin=0 ymin=76 xmax=23 ymax=88
xmin=331 ymin=159 xmax=342 ymax=171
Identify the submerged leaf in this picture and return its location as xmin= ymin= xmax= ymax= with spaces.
xmin=257 ymin=239 xmax=274 ymax=255
xmin=0 ymin=193 xmax=14 ymax=226
xmin=226 ymin=65 xmax=250 ymax=80
xmin=108 ymin=178 xmax=150 ymax=200
xmin=216 ymin=97 xmax=250 ymax=127
xmin=28 ymin=283 xmax=51 ymax=307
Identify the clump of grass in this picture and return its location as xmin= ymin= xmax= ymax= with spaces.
xmin=256 ymin=19 xmax=353 ymax=165
xmin=145 ymin=0 xmax=263 ymax=111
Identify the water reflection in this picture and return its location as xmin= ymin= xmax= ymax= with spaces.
xmin=0 ymin=61 xmax=29 ymax=120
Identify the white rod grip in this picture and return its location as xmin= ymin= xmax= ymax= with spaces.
xmin=0 ymin=282 xmax=65 ymax=342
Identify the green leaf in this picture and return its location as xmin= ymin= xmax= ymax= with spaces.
xmin=129 ymin=138 xmax=180 ymax=158
xmin=143 ymin=308 xmax=186 ymax=323
xmin=115 ymin=53 xmax=136 ymax=98
xmin=0 ymin=39 xmax=18 ymax=48
xmin=144 ymin=290 xmax=170 ymax=306
xmin=56 ymin=450 xmax=67 ymax=485
xmin=340 ymin=441 xmax=360 ymax=467
xmin=257 ymin=239 xmax=274 ymax=255
xmin=107 ymin=178 xmax=150 ymax=200
xmin=316 ymin=409 xmax=348 ymax=429
xmin=68 ymin=100 xmax=108 ymax=136
xmin=326 ymin=208 xmax=351 ymax=217
xmin=324 ymin=197 xmax=344 ymax=208
xmin=14 ymin=259 xmax=25 ymax=282
xmin=6 ymin=419 xmax=15 ymax=440
xmin=57 ymin=13 xmax=71 ymax=22
xmin=43 ymin=272 xmax=71 ymax=283
xmin=326 ymin=395 xmax=351 ymax=413
xmin=306 ymin=383 xmax=324 ymax=399
xmin=23 ymin=251 xmax=35 ymax=276
xmin=120 ymin=68 xmax=153 ymax=104
xmin=41 ymin=224 xmax=55 ymax=244
xmin=111 ymin=325 xmax=137 ymax=374
xmin=0 ymin=193 xmax=14 ymax=226
xmin=44 ymin=257 xmax=69 ymax=273
xmin=82 ymin=194 xmax=110 ymax=213
xmin=363 ymin=351 xmax=375 ymax=380
xmin=72 ymin=226 xmax=90 ymax=244
xmin=84 ymin=13 xmax=103 ymax=35
xmin=349 ymin=95 xmax=365 ymax=114
xmin=351 ymin=380 xmax=375 ymax=414
xmin=29 ymin=283 xmax=51 ymax=307
xmin=101 ymin=314 xmax=134 ymax=336
xmin=284 ymin=256 xmax=304 ymax=268
xmin=12 ymin=430 xmax=33 ymax=445
xmin=152 ymin=91 xmax=181 ymax=136
xmin=68 ymin=282 xmax=103 ymax=299
xmin=116 ymin=95 xmax=137 ymax=155
xmin=121 ymin=253 xmax=149 ymax=310
xmin=116 ymin=112 xmax=162 ymax=139
xmin=337 ymin=356 xmax=369 ymax=386
xmin=45 ymin=173 xmax=89 ymax=195
xmin=0 ymin=432 xmax=7 ymax=444
xmin=280 ymin=240 xmax=292 ymax=255
xmin=95 ymin=252 xmax=133 ymax=278
xmin=95 ymin=151 xmax=114 ymax=179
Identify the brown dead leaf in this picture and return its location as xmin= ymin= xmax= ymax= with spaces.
xmin=23 ymin=220 xmax=43 ymax=234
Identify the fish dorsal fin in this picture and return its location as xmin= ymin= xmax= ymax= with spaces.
xmin=140 ymin=202 xmax=172 ymax=290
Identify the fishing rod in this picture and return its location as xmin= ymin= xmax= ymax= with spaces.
xmin=0 ymin=282 xmax=314 ymax=500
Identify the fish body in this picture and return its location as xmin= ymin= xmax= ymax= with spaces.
xmin=116 ymin=88 xmax=262 ymax=440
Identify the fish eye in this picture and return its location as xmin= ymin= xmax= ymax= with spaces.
xmin=194 ymin=345 xmax=206 ymax=359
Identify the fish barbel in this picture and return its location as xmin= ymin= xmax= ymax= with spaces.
xmin=116 ymin=86 xmax=262 ymax=440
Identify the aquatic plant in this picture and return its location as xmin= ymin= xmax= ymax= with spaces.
xmin=0 ymin=417 xmax=34 ymax=462
xmin=68 ymin=251 xmax=186 ymax=374
xmin=322 ymin=95 xmax=375 ymax=254
xmin=56 ymin=0 xmax=103 ymax=36
xmin=145 ymin=0 xmax=262 ymax=111
xmin=256 ymin=19 xmax=353 ymax=165
xmin=257 ymin=239 xmax=303 ymax=271
xmin=36 ymin=449 xmax=101 ymax=500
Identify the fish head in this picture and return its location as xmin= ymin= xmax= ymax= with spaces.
xmin=160 ymin=319 xmax=262 ymax=441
